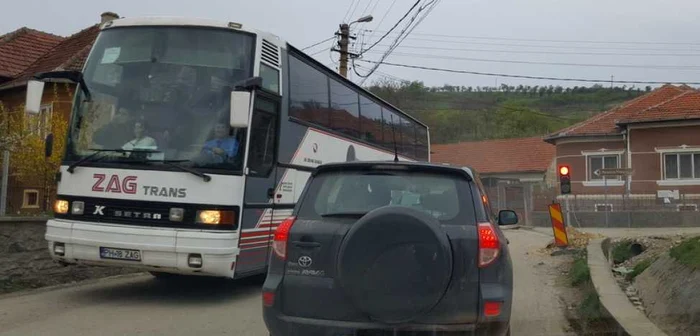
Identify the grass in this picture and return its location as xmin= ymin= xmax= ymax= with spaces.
xmin=570 ymin=254 xmax=591 ymax=286
xmin=626 ymin=258 xmax=654 ymax=280
xmin=579 ymin=290 xmax=604 ymax=322
xmin=611 ymin=240 xmax=635 ymax=264
xmin=670 ymin=236 xmax=700 ymax=269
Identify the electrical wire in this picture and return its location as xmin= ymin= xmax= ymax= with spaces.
xmin=302 ymin=36 xmax=337 ymax=51
xmin=358 ymin=0 xmax=440 ymax=84
xmin=361 ymin=50 xmax=700 ymax=70
xmin=367 ymin=44 xmax=700 ymax=57
xmin=367 ymin=30 xmax=700 ymax=46
xmin=360 ymin=0 xmax=422 ymax=55
xmin=356 ymin=59 xmax=700 ymax=85
xmin=365 ymin=0 xmax=398 ymax=44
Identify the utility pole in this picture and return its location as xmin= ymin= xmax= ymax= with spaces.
xmin=338 ymin=23 xmax=350 ymax=78
xmin=332 ymin=15 xmax=373 ymax=78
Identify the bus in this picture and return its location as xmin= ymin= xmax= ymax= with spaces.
xmin=25 ymin=16 xmax=430 ymax=279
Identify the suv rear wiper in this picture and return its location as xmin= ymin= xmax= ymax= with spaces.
xmin=320 ymin=211 xmax=368 ymax=218
xmin=67 ymin=148 xmax=161 ymax=173
xmin=161 ymin=160 xmax=211 ymax=183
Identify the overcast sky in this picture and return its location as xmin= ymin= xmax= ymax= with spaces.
xmin=4 ymin=0 xmax=700 ymax=88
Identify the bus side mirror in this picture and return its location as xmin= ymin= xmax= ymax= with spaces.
xmin=25 ymin=80 xmax=45 ymax=114
xmin=230 ymin=91 xmax=251 ymax=128
xmin=45 ymin=133 xmax=54 ymax=158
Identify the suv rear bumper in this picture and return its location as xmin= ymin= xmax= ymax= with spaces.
xmin=264 ymin=310 xmax=509 ymax=336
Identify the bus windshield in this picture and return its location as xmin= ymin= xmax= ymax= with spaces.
xmin=66 ymin=26 xmax=255 ymax=171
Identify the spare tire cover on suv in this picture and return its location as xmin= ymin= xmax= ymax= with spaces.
xmin=337 ymin=205 xmax=453 ymax=324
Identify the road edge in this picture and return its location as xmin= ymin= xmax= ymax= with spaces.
xmin=587 ymin=238 xmax=668 ymax=336
xmin=0 ymin=272 xmax=149 ymax=301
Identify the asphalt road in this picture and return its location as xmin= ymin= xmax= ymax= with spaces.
xmin=0 ymin=229 xmax=572 ymax=336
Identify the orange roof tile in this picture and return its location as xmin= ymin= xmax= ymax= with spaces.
xmin=620 ymin=90 xmax=700 ymax=124
xmin=0 ymin=27 xmax=64 ymax=79
xmin=431 ymin=136 xmax=555 ymax=174
xmin=545 ymin=84 xmax=692 ymax=141
xmin=1 ymin=25 xmax=99 ymax=88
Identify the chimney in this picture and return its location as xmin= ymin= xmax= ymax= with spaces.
xmin=101 ymin=11 xmax=119 ymax=24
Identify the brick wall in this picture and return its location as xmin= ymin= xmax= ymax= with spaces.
xmin=555 ymin=139 xmax=626 ymax=194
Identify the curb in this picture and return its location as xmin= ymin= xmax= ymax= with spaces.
xmin=587 ymin=238 xmax=668 ymax=336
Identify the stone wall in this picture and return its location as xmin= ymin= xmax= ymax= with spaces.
xmin=0 ymin=217 xmax=138 ymax=294
xmin=530 ymin=211 xmax=700 ymax=228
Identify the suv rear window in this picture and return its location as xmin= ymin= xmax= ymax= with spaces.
xmin=298 ymin=170 xmax=477 ymax=225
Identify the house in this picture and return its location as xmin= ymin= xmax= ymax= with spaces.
xmin=0 ymin=12 xmax=117 ymax=214
xmin=431 ymin=136 xmax=556 ymax=224
xmin=544 ymin=84 xmax=700 ymax=211
xmin=0 ymin=28 xmax=64 ymax=84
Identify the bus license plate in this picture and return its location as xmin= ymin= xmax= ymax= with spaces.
xmin=99 ymin=247 xmax=142 ymax=261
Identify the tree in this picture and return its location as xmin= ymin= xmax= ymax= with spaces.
xmin=4 ymin=83 xmax=72 ymax=211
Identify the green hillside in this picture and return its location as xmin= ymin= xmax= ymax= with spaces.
xmin=368 ymin=81 xmax=648 ymax=144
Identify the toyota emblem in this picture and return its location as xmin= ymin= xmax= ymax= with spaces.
xmin=298 ymin=255 xmax=312 ymax=268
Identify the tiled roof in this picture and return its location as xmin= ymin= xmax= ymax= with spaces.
xmin=1 ymin=24 xmax=99 ymax=89
xmin=545 ymin=84 xmax=692 ymax=141
xmin=431 ymin=136 xmax=555 ymax=174
xmin=620 ymin=89 xmax=700 ymax=124
xmin=0 ymin=27 xmax=64 ymax=79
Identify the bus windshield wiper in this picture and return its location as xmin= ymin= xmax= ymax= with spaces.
xmin=67 ymin=148 xmax=161 ymax=173
xmin=160 ymin=160 xmax=211 ymax=183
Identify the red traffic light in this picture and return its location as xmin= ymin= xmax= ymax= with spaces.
xmin=559 ymin=166 xmax=570 ymax=176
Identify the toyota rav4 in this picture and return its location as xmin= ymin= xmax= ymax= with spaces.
xmin=263 ymin=161 xmax=517 ymax=336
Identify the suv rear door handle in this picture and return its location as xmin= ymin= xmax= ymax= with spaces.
xmin=292 ymin=241 xmax=321 ymax=249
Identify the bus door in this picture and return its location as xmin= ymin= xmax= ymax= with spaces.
xmin=237 ymin=93 xmax=280 ymax=277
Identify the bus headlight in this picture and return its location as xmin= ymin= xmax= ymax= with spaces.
xmin=196 ymin=210 xmax=235 ymax=225
xmin=71 ymin=201 xmax=85 ymax=215
xmin=54 ymin=200 xmax=69 ymax=214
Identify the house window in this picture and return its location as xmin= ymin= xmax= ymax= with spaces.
xmin=27 ymin=104 xmax=53 ymax=137
xmin=588 ymin=155 xmax=619 ymax=180
xmin=22 ymin=189 xmax=40 ymax=208
xmin=664 ymin=153 xmax=700 ymax=179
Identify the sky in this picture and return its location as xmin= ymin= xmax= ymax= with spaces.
xmin=4 ymin=0 xmax=700 ymax=88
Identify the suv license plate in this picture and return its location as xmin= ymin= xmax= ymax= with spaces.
xmin=99 ymin=247 xmax=142 ymax=261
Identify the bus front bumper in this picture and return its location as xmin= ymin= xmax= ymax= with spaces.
xmin=45 ymin=219 xmax=240 ymax=278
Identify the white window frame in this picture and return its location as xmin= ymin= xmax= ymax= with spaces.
xmin=594 ymin=203 xmax=613 ymax=212
xmin=677 ymin=204 xmax=698 ymax=212
xmin=581 ymin=150 xmax=625 ymax=187
xmin=662 ymin=152 xmax=700 ymax=180
xmin=21 ymin=189 xmax=40 ymax=209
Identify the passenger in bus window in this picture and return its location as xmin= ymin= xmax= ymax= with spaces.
xmin=202 ymin=121 xmax=239 ymax=163
xmin=122 ymin=121 xmax=157 ymax=150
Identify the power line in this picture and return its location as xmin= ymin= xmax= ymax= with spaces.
xmin=364 ymin=0 xmax=398 ymax=44
xmin=356 ymin=59 xmax=700 ymax=85
xmin=343 ymin=0 xmax=359 ymax=22
xmin=302 ymin=36 xmax=336 ymax=51
xmin=360 ymin=0 xmax=422 ymax=55
xmin=361 ymin=33 xmax=700 ymax=52
xmin=367 ymin=30 xmax=700 ymax=46
xmin=362 ymin=50 xmax=700 ymax=70
xmin=369 ymin=44 xmax=700 ymax=57
xmin=358 ymin=0 xmax=440 ymax=84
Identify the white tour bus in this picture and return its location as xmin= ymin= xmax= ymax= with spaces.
xmin=25 ymin=16 xmax=430 ymax=279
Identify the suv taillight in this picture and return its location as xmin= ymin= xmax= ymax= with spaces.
xmin=478 ymin=222 xmax=500 ymax=268
xmin=272 ymin=216 xmax=296 ymax=260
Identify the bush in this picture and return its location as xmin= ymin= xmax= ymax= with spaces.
xmin=670 ymin=237 xmax=700 ymax=269
xmin=626 ymin=258 xmax=654 ymax=280
xmin=579 ymin=291 xmax=604 ymax=322
xmin=570 ymin=254 xmax=590 ymax=286
xmin=611 ymin=241 xmax=635 ymax=264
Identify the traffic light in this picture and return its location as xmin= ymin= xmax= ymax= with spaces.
xmin=559 ymin=165 xmax=571 ymax=194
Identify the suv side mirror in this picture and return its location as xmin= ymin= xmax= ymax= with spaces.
xmin=230 ymin=91 xmax=251 ymax=128
xmin=25 ymin=80 xmax=45 ymax=114
xmin=497 ymin=210 xmax=518 ymax=225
